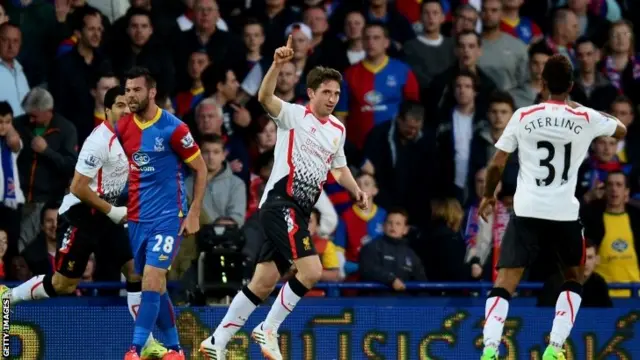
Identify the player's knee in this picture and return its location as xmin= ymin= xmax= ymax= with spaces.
xmin=295 ymin=258 xmax=323 ymax=287
xmin=51 ymin=273 xmax=80 ymax=295
xmin=249 ymin=265 xmax=280 ymax=298
xmin=141 ymin=266 xmax=167 ymax=292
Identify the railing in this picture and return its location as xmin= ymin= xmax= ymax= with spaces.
xmin=1 ymin=281 xmax=639 ymax=297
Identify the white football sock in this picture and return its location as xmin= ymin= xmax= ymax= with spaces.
xmin=9 ymin=275 xmax=49 ymax=303
xmin=263 ymin=282 xmax=303 ymax=333
xmin=127 ymin=291 xmax=155 ymax=347
xmin=483 ymin=296 xmax=509 ymax=349
xmin=550 ymin=291 xmax=582 ymax=350
xmin=212 ymin=290 xmax=259 ymax=346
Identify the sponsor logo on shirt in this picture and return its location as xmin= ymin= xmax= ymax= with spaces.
xmin=181 ymin=133 xmax=195 ymax=149
xmin=84 ymin=155 xmax=99 ymax=168
xmin=362 ymin=90 xmax=388 ymax=113
xmin=131 ymin=151 xmax=155 ymax=172
xmin=612 ymin=239 xmax=629 ymax=253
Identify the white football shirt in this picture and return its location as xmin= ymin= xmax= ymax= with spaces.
xmin=260 ymin=99 xmax=347 ymax=214
xmin=59 ymin=122 xmax=129 ymax=215
xmin=495 ymin=100 xmax=618 ymax=221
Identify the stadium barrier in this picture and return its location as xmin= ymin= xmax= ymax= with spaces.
xmin=2 ymin=282 xmax=639 ymax=359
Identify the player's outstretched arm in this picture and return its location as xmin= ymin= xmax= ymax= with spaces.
xmin=258 ymin=35 xmax=294 ymax=118
xmin=597 ymin=111 xmax=627 ymax=140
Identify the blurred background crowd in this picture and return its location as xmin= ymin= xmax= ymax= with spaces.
xmin=0 ymin=0 xmax=639 ymax=306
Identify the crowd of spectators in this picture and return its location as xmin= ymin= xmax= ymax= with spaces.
xmin=0 ymin=0 xmax=639 ymax=305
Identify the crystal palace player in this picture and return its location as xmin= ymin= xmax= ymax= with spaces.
xmin=119 ymin=67 xmax=207 ymax=360
xmin=478 ymin=55 xmax=626 ymax=360
xmin=199 ymin=36 xmax=368 ymax=360
xmin=0 ymin=86 xmax=167 ymax=358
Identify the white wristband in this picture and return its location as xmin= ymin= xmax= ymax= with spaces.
xmin=106 ymin=206 xmax=127 ymax=224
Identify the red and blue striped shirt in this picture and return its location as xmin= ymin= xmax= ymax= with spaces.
xmin=116 ymin=108 xmax=201 ymax=222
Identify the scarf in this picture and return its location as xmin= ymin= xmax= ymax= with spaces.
xmin=0 ymin=138 xmax=18 ymax=209
xmin=464 ymin=205 xmax=480 ymax=246
xmin=545 ymin=37 xmax=575 ymax=65
xmin=603 ymin=55 xmax=640 ymax=91
xmin=491 ymin=201 xmax=509 ymax=281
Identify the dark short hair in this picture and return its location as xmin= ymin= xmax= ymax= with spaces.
xmin=104 ymin=86 xmax=125 ymax=109
xmin=542 ymin=54 xmax=573 ymax=95
xmin=455 ymin=30 xmax=482 ymax=47
xmin=607 ymin=170 xmax=629 ymax=188
xmin=488 ymin=91 xmax=515 ymax=111
xmin=255 ymin=149 xmax=274 ymax=171
xmin=585 ymin=237 xmax=596 ymax=250
xmin=364 ymin=21 xmax=390 ymax=38
xmin=454 ymin=68 xmax=479 ymax=91
xmin=40 ymin=200 xmax=61 ymax=225
xmin=200 ymin=134 xmax=225 ymax=147
xmin=528 ymin=40 xmax=554 ymax=58
xmin=93 ymin=70 xmax=117 ymax=89
xmin=398 ymin=101 xmax=424 ymax=122
xmin=127 ymin=7 xmax=152 ymax=26
xmin=575 ymin=37 xmax=595 ymax=50
xmin=244 ymin=17 xmax=264 ymax=31
xmin=386 ymin=207 xmax=409 ymax=223
xmin=0 ymin=101 xmax=13 ymax=117
xmin=421 ymin=0 xmax=443 ymax=12
xmin=306 ymin=66 xmax=342 ymax=91
xmin=70 ymin=5 xmax=102 ymax=32
xmin=611 ymin=94 xmax=634 ymax=109
xmin=124 ymin=66 xmax=157 ymax=89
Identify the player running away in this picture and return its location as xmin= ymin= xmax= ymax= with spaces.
xmin=118 ymin=67 xmax=207 ymax=360
xmin=478 ymin=54 xmax=627 ymax=360
xmin=0 ymin=86 xmax=168 ymax=359
xmin=199 ymin=36 xmax=368 ymax=360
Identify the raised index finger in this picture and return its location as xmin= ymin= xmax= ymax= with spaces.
xmin=286 ymin=34 xmax=293 ymax=49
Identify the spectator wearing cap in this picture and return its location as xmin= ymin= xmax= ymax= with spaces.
xmin=0 ymin=23 xmax=30 ymax=117
xmin=364 ymin=0 xmax=415 ymax=52
xmin=174 ymin=50 xmax=209 ymax=118
xmin=477 ymin=0 xmax=528 ymax=92
xmin=404 ymin=0 xmax=455 ymax=92
xmin=110 ymin=8 xmax=176 ymax=95
xmin=49 ymin=6 xmax=109 ymax=145
xmin=336 ymin=22 xmax=420 ymax=150
xmin=13 ymin=88 xmax=77 ymax=252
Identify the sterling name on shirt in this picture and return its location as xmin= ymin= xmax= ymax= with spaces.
xmin=524 ymin=116 xmax=583 ymax=135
